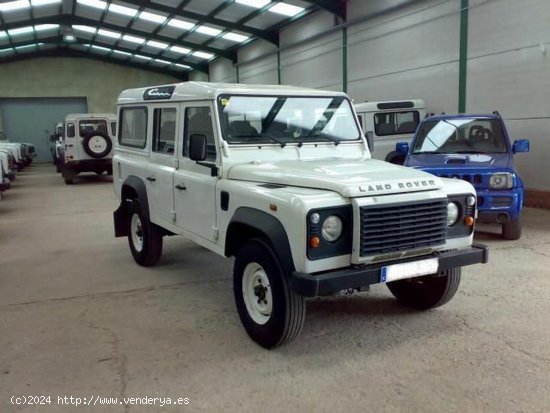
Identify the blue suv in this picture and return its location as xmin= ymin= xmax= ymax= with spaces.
xmin=397 ymin=112 xmax=529 ymax=240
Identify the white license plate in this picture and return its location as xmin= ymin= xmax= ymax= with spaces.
xmin=380 ymin=258 xmax=439 ymax=283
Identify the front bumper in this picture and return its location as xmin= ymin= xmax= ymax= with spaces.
xmin=291 ymin=243 xmax=489 ymax=297
xmin=476 ymin=188 xmax=522 ymax=222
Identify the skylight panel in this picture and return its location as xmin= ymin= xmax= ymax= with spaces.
xmin=122 ymin=34 xmax=145 ymax=44
xmin=97 ymin=28 xmax=121 ymax=39
xmin=31 ymin=0 xmax=62 ymax=6
xmin=170 ymin=45 xmax=190 ymax=55
xmin=72 ymin=25 xmax=96 ymax=34
xmin=235 ymin=0 xmax=270 ymax=8
xmin=139 ymin=11 xmax=166 ymax=24
xmin=0 ymin=32 xmax=7 ymax=38
xmin=113 ymin=49 xmax=131 ymax=56
xmin=223 ymin=32 xmax=249 ymax=43
xmin=8 ymin=26 xmax=34 ymax=36
xmin=268 ymin=2 xmax=304 ymax=16
xmin=0 ymin=0 xmax=30 ymax=12
xmin=90 ymin=44 xmax=111 ymax=52
xmin=133 ymin=54 xmax=151 ymax=61
xmin=108 ymin=3 xmax=137 ymax=17
xmin=35 ymin=24 xmax=59 ymax=31
xmin=192 ymin=51 xmax=214 ymax=60
xmin=167 ymin=18 xmax=195 ymax=31
xmin=174 ymin=63 xmax=191 ymax=70
xmin=154 ymin=59 xmax=171 ymax=65
xmin=146 ymin=40 xmax=168 ymax=49
xmin=14 ymin=44 xmax=37 ymax=51
xmin=195 ymin=26 xmax=222 ymax=37
xmin=76 ymin=0 xmax=107 ymax=10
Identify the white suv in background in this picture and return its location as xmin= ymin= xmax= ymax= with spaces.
xmin=112 ymin=82 xmax=487 ymax=348
xmin=61 ymin=113 xmax=117 ymax=184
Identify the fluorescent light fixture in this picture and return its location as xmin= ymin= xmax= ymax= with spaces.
xmin=133 ymin=54 xmax=151 ymax=61
xmin=192 ymin=51 xmax=214 ymax=60
xmin=72 ymin=25 xmax=96 ymax=34
xmin=0 ymin=0 xmax=30 ymax=12
xmin=174 ymin=63 xmax=191 ymax=70
xmin=8 ymin=26 xmax=34 ymax=36
xmin=14 ymin=44 xmax=37 ymax=51
xmin=139 ymin=11 xmax=166 ymax=24
xmin=122 ymin=34 xmax=145 ymax=44
xmin=76 ymin=0 xmax=107 ymax=10
xmin=195 ymin=25 xmax=222 ymax=37
xmin=235 ymin=0 xmax=270 ymax=8
xmin=0 ymin=32 xmax=7 ymax=38
xmin=35 ymin=24 xmax=60 ymax=31
xmin=223 ymin=32 xmax=249 ymax=43
xmin=108 ymin=3 xmax=137 ymax=17
xmin=64 ymin=34 xmax=76 ymax=42
xmin=167 ymin=18 xmax=195 ymax=31
xmin=170 ymin=45 xmax=190 ymax=55
xmin=31 ymin=0 xmax=62 ymax=5
xmin=97 ymin=28 xmax=121 ymax=39
xmin=90 ymin=44 xmax=111 ymax=52
xmin=113 ymin=49 xmax=131 ymax=56
xmin=154 ymin=59 xmax=171 ymax=65
xmin=146 ymin=40 xmax=168 ymax=49
xmin=268 ymin=2 xmax=304 ymax=16
xmin=0 ymin=48 xmax=14 ymax=53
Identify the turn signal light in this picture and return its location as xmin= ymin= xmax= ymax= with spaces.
xmin=464 ymin=216 xmax=474 ymax=226
xmin=310 ymin=236 xmax=320 ymax=248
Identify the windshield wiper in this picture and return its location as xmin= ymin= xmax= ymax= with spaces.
xmin=231 ymin=134 xmax=287 ymax=148
xmin=299 ymin=134 xmax=341 ymax=146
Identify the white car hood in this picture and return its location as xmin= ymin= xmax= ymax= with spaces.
xmin=228 ymin=158 xmax=443 ymax=197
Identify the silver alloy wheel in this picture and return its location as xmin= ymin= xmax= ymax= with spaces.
xmin=130 ymin=213 xmax=144 ymax=252
xmin=242 ymin=262 xmax=273 ymax=325
xmin=89 ymin=136 xmax=108 ymax=154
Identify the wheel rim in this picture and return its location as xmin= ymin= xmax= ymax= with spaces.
xmin=89 ymin=136 xmax=108 ymax=154
xmin=130 ymin=213 xmax=144 ymax=252
xmin=242 ymin=262 xmax=273 ymax=325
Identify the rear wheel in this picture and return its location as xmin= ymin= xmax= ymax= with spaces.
xmin=385 ymin=151 xmax=406 ymax=165
xmin=127 ymin=200 xmax=163 ymax=266
xmin=387 ymin=268 xmax=461 ymax=310
xmin=502 ymin=215 xmax=522 ymax=240
xmin=234 ymin=239 xmax=306 ymax=349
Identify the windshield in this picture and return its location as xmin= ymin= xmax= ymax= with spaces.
xmin=218 ymin=95 xmax=361 ymax=145
xmin=412 ymin=118 xmax=508 ymax=154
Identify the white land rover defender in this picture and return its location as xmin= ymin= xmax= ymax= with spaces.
xmin=62 ymin=113 xmax=117 ymax=184
xmin=355 ymin=100 xmax=425 ymax=164
xmin=113 ymin=83 xmax=488 ymax=349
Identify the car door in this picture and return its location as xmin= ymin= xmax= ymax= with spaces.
xmin=146 ymin=105 xmax=178 ymax=227
xmin=173 ymin=103 xmax=218 ymax=243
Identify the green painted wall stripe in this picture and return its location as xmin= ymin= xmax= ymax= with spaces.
xmin=277 ymin=50 xmax=281 ymax=85
xmin=458 ymin=0 xmax=469 ymax=113
xmin=343 ymin=27 xmax=348 ymax=93
xmin=236 ymin=64 xmax=239 ymax=83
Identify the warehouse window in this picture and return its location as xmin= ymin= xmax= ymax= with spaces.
xmin=152 ymin=108 xmax=177 ymax=155
xmin=119 ymin=107 xmax=147 ymax=149
xmin=374 ymin=111 xmax=420 ymax=136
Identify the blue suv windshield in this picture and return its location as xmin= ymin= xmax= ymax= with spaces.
xmin=412 ymin=118 xmax=508 ymax=154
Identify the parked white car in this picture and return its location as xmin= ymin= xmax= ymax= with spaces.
xmin=61 ymin=113 xmax=117 ymax=184
xmin=112 ymin=82 xmax=487 ymax=348
xmin=355 ymin=100 xmax=425 ymax=164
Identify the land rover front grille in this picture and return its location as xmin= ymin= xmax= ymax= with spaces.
xmin=359 ymin=199 xmax=447 ymax=256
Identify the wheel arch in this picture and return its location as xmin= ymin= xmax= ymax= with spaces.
xmin=113 ymin=175 xmax=149 ymax=237
xmin=225 ymin=207 xmax=295 ymax=274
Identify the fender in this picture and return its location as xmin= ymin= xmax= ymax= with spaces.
xmin=113 ymin=175 xmax=149 ymax=237
xmin=226 ymin=207 xmax=295 ymax=273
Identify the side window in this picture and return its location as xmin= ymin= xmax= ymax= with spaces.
xmin=67 ymin=123 xmax=75 ymax=138
xmin=119 ymin=107 xmax=148 ymax=148
xmin=152 ymin=108 xmax=177 ymax=155
xmin=183 ymin=107 xmax=216 ymax=162
xmin=357 ymin=115 xmax=363 ymax=129
xmin=110 ymin=122 xmax=117 ymax=136
xmin=374 ymin=111 xmax=419 ymax=136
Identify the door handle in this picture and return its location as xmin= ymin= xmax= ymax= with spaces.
xmin=146 ymin=176 xmax=156 ymax=182
xmin=175 ymin=184 xmax=186 ymax=191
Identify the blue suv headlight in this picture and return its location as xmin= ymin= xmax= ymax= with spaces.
xmin=489 ymin=173 xmax=513 ymax=190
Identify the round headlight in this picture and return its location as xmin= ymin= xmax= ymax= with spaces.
xmin=322 ymin=215 xmax=343 ymax=242
xmin=447 ymin=202 xmax=460 ymax=226
xmin=466 ymin=195 xmax=476 ymax=206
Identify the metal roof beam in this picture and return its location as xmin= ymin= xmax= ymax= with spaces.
xmin=300 ymin=0 xmax=346 ymax=19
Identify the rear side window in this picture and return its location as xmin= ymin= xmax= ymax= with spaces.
xmin=119 ymin=107 xmax=148 ymax=148
xmin=374 ymin=111 xmax=420 ymax=136
xmin=110 ymin=122 xmax=117 ymax=136
xmin=67 ymin=123 xmax=75 ymax=138
xmin=152 ymin=108 xmax=177 ymax=154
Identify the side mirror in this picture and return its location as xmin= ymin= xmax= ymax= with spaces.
xmin=189 ymin=134 xmax=207 ymax=161
xmin=513 ymin=139 xmax=529 ymax=153
xmin=396 ymin=142 xmax=409 ymax=154
xmin=365 ymin=131 xmax=374 ymax=152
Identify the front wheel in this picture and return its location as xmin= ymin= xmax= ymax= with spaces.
xmin=234 ymin=239 xmax=306 ymax=349
xmin=502 ymin=216 xmax=522 ymax=240
xmin=127 ymin=201 xmax=163 ymax=266
xmin=387 ymin=268 xmax=461 ymax=310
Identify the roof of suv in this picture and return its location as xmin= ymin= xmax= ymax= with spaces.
xmin=118 ymin=81 xmax=349 ymax=104
xmin=423 ymin=113 xmax=501 ymax=122
xmin=65 ymin=113 xmax=117 ymax=122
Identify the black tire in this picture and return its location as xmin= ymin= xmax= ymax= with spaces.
xmin=387 ymin=268 xmax=461 ymax=310
xmin=385 ymin=151 xmax=406 ymax=165
xmin=64 ymin=178 xmax=73 ymax=185
xmin=127 ymin=200 xmax=163 ymax=267
xmin=82 ymin=132 xmax=112 ymax=159
xmin=502 ymin=216 xmax=522 ymax=240
xmin=233 ymin=239 xmax=306 ymax=349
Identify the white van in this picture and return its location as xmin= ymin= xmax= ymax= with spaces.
xmin=355 ymin=100 xmax=425 ymax=164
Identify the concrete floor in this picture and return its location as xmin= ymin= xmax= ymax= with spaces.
xmin=1 ymin=164 xmax=549 ymax=413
